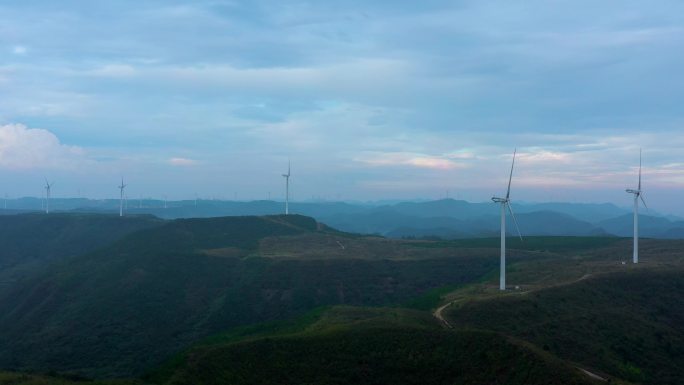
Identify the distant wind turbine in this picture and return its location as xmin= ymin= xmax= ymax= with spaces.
xmin=626 ymin=149 xmax=647 ymax=264
xmin=491 ymin=149 xmax=523 ymax=291
xmin=118 ymin=178 xmax=127 ymax=217
xmin=44 ymin=178 xmax=54 ymax=214
xmin=282 ymin=160 xmax=291 ymax=215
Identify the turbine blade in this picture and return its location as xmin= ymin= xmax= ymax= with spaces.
xmin=506 ymin=149 xmax=516 ymax=199
xmin=638 ymin=148 xmax=642 ymax=191
xmin=640 ymin=194 xmax=648 ymax=210
xmin=507 ymin=203 xmax=523 ymax=241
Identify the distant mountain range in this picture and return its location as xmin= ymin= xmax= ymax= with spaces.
xmin=2 ymin=198 xmax=683 ymax=239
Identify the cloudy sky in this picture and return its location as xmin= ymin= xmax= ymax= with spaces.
xmin=1 ymin=1 xmax=683 ymax=213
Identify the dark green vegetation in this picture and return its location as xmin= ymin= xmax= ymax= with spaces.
xmin=0 ymin=371 xmax=143 ymax=385
xmin=152 ymin=307 xmax=594 ymax=385
xmin=445 ymin=253 xmax=684 ymax=385
xmin=0 ymin=213 xmax=162 ymax=264
xmin=0 ymin=214 xmax=503 ymax=378
xmin=1 ymin=212 xmax=682 ymax=384
xmin=404 ymin=235 xmax=622 ymax=253
xmin=0 ymin=214 xmax=162 ymax=291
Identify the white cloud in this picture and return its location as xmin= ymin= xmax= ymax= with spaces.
xmin=87 ymin=64 xmax=137 ymax=78
xmin=0 ymin=124 xmax=87 ymax=170
xmin=517 ymin=150 xmax=572 ymax=164
xmin=168 ymin=157 xmax=198 ymax=166
xmin=356 ymin=152 xmax=466 ymax=170
xmin=12 ymin=45 xmax=27 ymax=55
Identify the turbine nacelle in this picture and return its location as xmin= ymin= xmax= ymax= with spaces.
xmin=625 ymin=188 xmax=640 ymax=195
xmin=491 ymin=197 xmax=509 ymax=204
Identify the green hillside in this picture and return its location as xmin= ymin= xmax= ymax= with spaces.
xmin=0 ymin=213 xmax=162 ymax=263
xmin=445 ymin=268 xmax=684 ymax=385
xmin=153 ymin=306 xmax=596 ymax=385
xmin=0 ymin=213 xmax=163 ymax=291
xmin=0 ymin=215 xmax=504 ymax=378
xmin=0 ymin=371 xmax=144 ymax=385
xmin=2 ymin=213 xmax=680 ymax=384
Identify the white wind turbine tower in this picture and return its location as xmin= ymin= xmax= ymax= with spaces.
xmin=44 ymin=178 xmax=54 ymax=214
xmin=118 ymin=178 xmax=127 ymax=217
xmin=282 ymin=160 xmax=291 ymax=215
xmin=626 ymin=149 xmax=647 ymax=264
xmin=491 ymin=149 xmax=523 ymax=291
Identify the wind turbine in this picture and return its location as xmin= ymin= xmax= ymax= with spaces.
xmin=44 ymin=178 xmax=54 ymax=214
xmin=491 ymin=149 xmax=523 ymax=291
xmin=118 ymin=178 xmax=127 ymax=217
xmin=626 ymin=149 xmax=647 ymax=264
xmin=282 ymin=160 xmax=291 ymax=215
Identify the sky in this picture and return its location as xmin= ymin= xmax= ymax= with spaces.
xmin=1 ymin=1 xmax=684 ymax=214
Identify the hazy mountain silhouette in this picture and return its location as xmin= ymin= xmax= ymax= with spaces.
xmin=3 ymin=198 xmax=683 ymax=239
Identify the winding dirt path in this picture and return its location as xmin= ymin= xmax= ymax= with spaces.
xmin=577 ymin=367 xmax=607 ymax=382
xmin=432 ymin=272 xmax=608 ymax=382
xmin=434 ymin=274 xmax=593 ymax=329
xmin=433 ymin=301 xmax=454 ymax=328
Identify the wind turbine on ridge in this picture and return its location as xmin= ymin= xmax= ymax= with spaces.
xmin=118 ymin=178 xmax=127 ymax=217
xmin=491 ymin=149 xmax=523 ymax=291
xmin=626 ymin=149 xmax=647 ymax=264
xmin=44 ymin=178 xmax=54 ymax=214
xmin=282 ymin=160 xmax=291 ymax=215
